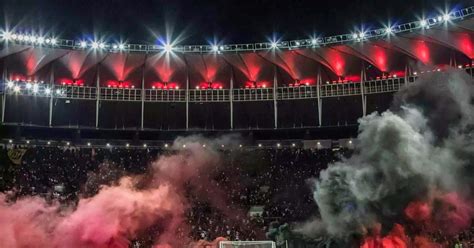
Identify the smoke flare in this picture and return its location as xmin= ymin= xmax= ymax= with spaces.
xmin=307 ymin=69 xmax=474 ymax=246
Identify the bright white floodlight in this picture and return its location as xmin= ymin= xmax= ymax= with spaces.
xmin=13 ymin=86 xmax=20 ymax=92
xmin=45 ymin=88 xmax=51 ymax=94
xmin=25 ymin=82 xmax=32 ymax=89
xmin=32 ymin=84 xmax=39 ymax=93
xmin=212 ymin=45 xmax=219 ymax=52
xmin=91 ymin=42 xmax=99 ymax=49
xmin=420 ymin=19 xmax=428 ymax=27
xmin=37 ymin=37 xmax=45 ymax=44
xmin=443 ymin=14 xmax=451 ymax=21
xmin=7 ymin=81 xmax=14 ymax=88
xmin=80 ymin=41 xmax=87 ymax=48
xmin=270 ymin=42 xmax=277 ymax=48
xmin=385 ymin=27 xmax=393 ymax=34
xmin=98 ymin=42 xmax=105 ymax=49
xmin=51 ymin=38 xmax=57 ymax=44
xmin=118 ymin=44 xmax=125 ymax=50
xmin=1 ymin=31 xmax=12 ymax=40
xmin=164 ymin=43 xmax=173 ymax=52
xmin=311 ymin=39 xmax=317 ymax=45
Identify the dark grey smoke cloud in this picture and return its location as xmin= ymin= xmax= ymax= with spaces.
xmin=306 ymin=69 xmax=474 ymax=239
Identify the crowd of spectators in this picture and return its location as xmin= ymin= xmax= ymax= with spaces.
xmin=0 ymin=144 xmax=345 ymax=244
xmin=1 ymin=144 xmax=472 ymax=247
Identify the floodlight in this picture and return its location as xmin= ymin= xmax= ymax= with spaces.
xmin=32 ymin=84 xmax=39 ymax=93
xmin=385 ymin=27 xmax=393 ymax=34
xmin=443 ymin=14 xmax=451 ymax=21
xmin=271 ymin=42 xmax=277 ymax=48
xmin=420 ymin=19 xmax=427 ymax=27
xmin=98 ymin=42 xmax=105 ymax=49
xmin=212 ymin=45 xmax=219 ymax=52
xmin=1 ymin=31 xmax=12 ymax=40
xmin=311 ymin=39 xmax=317 ymax=45
xmin=25 ymin=82 xmax=32 ymax=89
xmin=51 ymin=38 xmax=57 ymax=44
xmin=91 ymin=42 xmax=99 ymax=49
xmin=118 ymin=44 xmax=125 ymax=50
xmin=80 ymin=41 xmax=87 ymax=48
xmin=45 ymin=88 xmax=51 ymax=94
xmin=7 ymin=81 xmax=14 ymax=88
xmin=37 ymin=37 xmax=45 ymax=44
xmin=164 ymin=43 xmax=173 ymax=52
xmin=13 ymin=86 xmax=20 ymax=92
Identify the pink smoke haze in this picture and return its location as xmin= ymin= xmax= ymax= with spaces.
xmin=0 ymin=143 xmax=236 ymax=248
xmin=404 ymin=192 xmax=474 ymax=235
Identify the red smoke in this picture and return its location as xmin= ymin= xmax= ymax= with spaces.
xmin=361 ymin=224 xmax=408 ymax=248
xmin=404 ymin=192 xmax=474 ymax=235
xmin=0 ymin=142 xmax=240 ymax=247
xmin=361 ymin=191 xmax=474 ymax=248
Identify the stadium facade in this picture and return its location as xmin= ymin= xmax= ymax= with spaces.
xmin=0 ymin=8 xmax=473 ymax=142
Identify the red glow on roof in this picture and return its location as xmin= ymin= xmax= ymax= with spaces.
xmin=374 ymin=47 xmax=388 ymax=72
xmin=322 ymin=48 xmax=346 ymax=76
xmin=414 ymin=41 xmax=430 ymax=64
xmin=458 ymin=34 xmax=473 ymax=59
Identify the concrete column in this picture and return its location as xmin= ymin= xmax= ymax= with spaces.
xmin=95 ymin=65 xmax=100 ymax=128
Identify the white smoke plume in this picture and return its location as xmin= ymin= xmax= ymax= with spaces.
xmin=302 ymin=69 xmax=474 ymax=243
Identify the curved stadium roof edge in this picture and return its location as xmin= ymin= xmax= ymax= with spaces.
xmin=1 ymin=6 xmax=473 ymax=54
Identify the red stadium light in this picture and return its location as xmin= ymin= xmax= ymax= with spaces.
xmin=106 ymin=80 xmax=132 ymax=88
xmin=198 ymin=82 xmax=223 ymax=89
xmin=300 ymin=78 xmax=315 ymax=86
xmin=390 ymin=71 xmax=405 ymax=78
xmin=58 ymin=78 xmax=85 ymax=86
xmin=343 ymin=75 xmax=361 ymax=83
xmin=245 ymin=81 xmax=268 ymax=88
xmin=152 ymin=82 xmax=179 ymax=90
xmin=11 ymin=74 xmax=26 ymax=82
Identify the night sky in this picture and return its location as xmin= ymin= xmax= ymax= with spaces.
xmin=0 ymin=0 xmax=472 ymax=45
